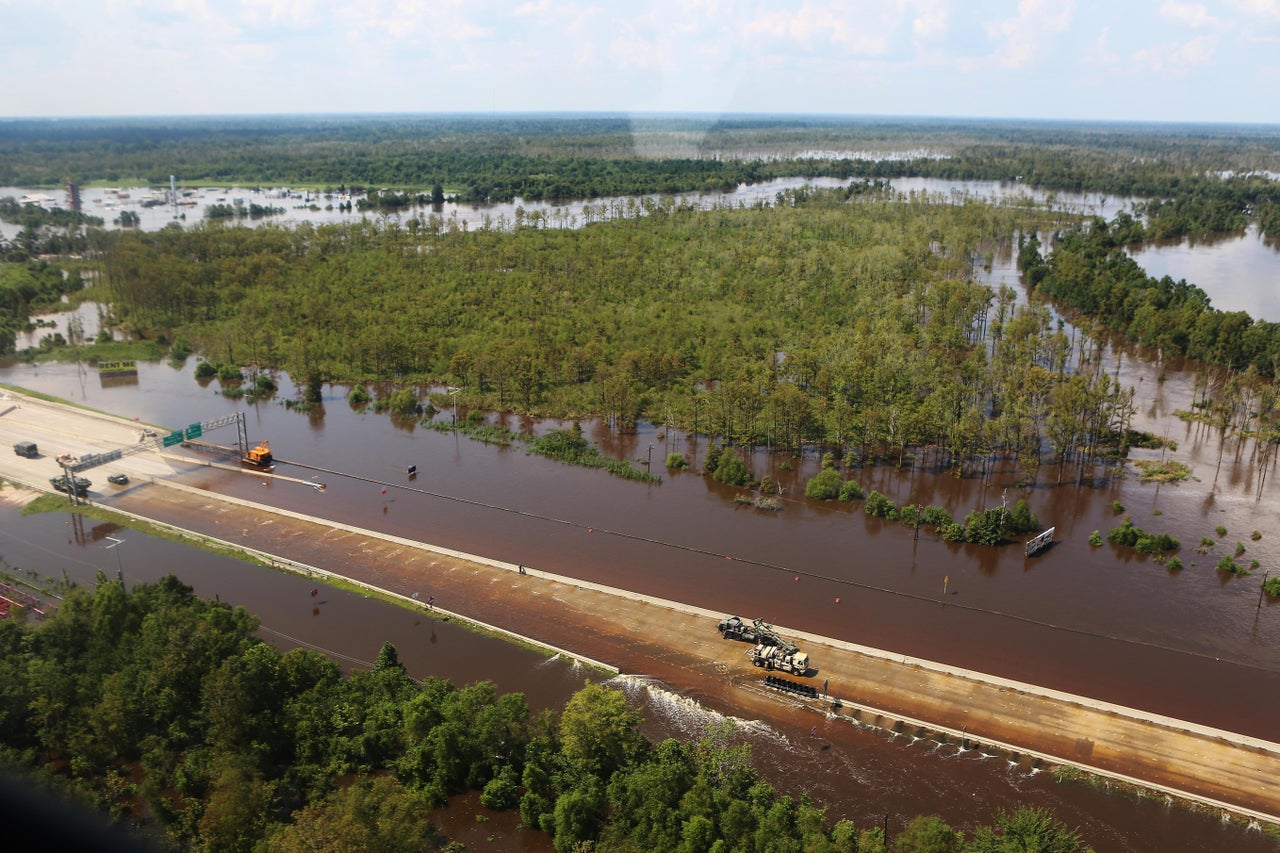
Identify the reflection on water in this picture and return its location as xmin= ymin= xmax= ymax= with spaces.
xmin=1130 ymin=225 xmax=1280 ymax=323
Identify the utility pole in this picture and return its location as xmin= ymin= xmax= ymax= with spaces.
xmin=447 ymin=386 xmax=461 ymax=428
xmin=105 ymin=536 xmax=126 ymax=588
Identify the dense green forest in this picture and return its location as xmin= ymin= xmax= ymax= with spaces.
xmin=98 ymin=187 xmax=1150 ymax=481
xmin=5 ymin=115 xmax=1280 ymax=483
xmin=0 ymin=573 xmax=1095 ymax=852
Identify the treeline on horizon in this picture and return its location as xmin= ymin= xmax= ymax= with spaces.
xmin=0 ymin=572 xmax=1095 ymax=852
xmin=3 ymin=115 xmax=1279 ymax=241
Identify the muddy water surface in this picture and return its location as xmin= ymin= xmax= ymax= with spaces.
xmin=2 ymin=501 xmax=1273 ymax=852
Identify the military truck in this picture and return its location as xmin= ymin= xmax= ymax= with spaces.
xmin=718 ymin=615 xmax=799 ymax=656
xmin=50 ymin=474 xmax=91 ymax=497
xmin=718 ymin=615 xmax=767 ymax=643
xmin=750 ymin=643 xmax=810 ymax=676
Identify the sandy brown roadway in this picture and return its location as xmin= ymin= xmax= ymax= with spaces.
xmin=2 ymin=388 xmax=1277 ymax=822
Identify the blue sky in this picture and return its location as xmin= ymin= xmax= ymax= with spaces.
xmin=3 ymin=0 xmax=1278 ymax=123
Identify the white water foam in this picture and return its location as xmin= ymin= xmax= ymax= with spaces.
xmin=608 ymin=673 xmax=790 ymax=747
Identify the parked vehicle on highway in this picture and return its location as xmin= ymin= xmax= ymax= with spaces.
xmin=107 ymin=473 xmax=129 ymax=485
xmin=50 ymin=475 xmax=91 ymax=497
xmin=13 ymin=440 xmax=38 ymax=458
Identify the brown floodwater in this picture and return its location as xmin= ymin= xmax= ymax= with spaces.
xmin=4 ymin=229 xmax=1280 ymax=849
xmin=1130 ymin=225 xmax=1280 ymax=323
xmin=16 ymin=355 xmax=1268 ymax=730
xmin=3 ymin=502 xmax=1275 ymax=852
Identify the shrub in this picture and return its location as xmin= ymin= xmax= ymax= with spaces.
xmin=349 ymin=385 xmax=371 ymax=407
xmin=194 ymin=360 xmax=216 ymax=379
xmin=899 ymin=504 xmax=921 ymax=526
xmin=1108 ymin=520 xmax=1179 ymax=554
xmin=530 ymin=427 xmax=590 ymax=461
xmin=804 ymin=467 xmax=843 ymax=501
xmin=481 ymin=769 xmax=520 ymax=810
xmin=1215 ymin=525 xmax=1228 ymax=537
xmin=1006 ymin=499 xmax=1041 ymax=534
xmin=376 ymin=388 xmax=419 ymax=415
xmin=920 ymin=505 xmax=952 ymax=527
xmin=1216 ymin=555 xmax=1248 ymax=574
xmin=1167 ymin=557 xmax=1183 ymax=570
xmin=1252 ymin=530 xmax=1263 ymax=541
xmin=1111 ymin=500 xmax=1125 ymax=513
xmin=713 ymin=450 xmax=751 ymax=487
xmin=940 ymin=522 xmax=966 ymax=542
xmin=1088 ymin=530 xmax=1104 ymax=547
xmin=216 ymin=363 xmax=243 ymax=383
xmin=665 ymin=452 xmax=687 ymax=470
xmin=303 ymin=375 xmax=324 ymax=405
xmin=1134 ymin=459 xmax=1191 ymax=482
xmin=838 ymin=480 xmax=865 ymax=501
xmin=254 ymin=373 xmax=277 ymax=395
xmin=962 ymin=508 xmax=1005 ymax=546
xmin=864 ymin=490 xmax=898 ymax=520
xmin=1235 ymin=542 xmax=1246 ymax=557
xmin=1264 ymin=576 xmax=1280 ymax=598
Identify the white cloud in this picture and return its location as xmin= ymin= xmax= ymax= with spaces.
xmin=911 ymin=0 xmax=948 ymax=42
xmin=216 ymin=41 xmax=276 ymax=62
xmin=983 ymin=0 xmax=1076 ymax=69
xmin=1084 ymin=25 xmax=1120 ymax=67
xmin=341 ymin=0 xmax=491 ymax=43
xmin=1130 ymin=33 xmax=1217 ymax=75
xmin=1225 ymin=0 xmax=1280 ymax=22
xmin=608 ymin=25 xmax=664 ymax=71
xmin=1158 ymin=1 xmax=1223 ymax=30
xmin=239 ymin=0 xmax=321 ymax=28
xmin=739 ymin=2 xmax=930 ymax=56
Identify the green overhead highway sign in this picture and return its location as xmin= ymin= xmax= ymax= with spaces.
xmin=185 ymin=423 xmax=203 ymax=440
xmin=162 ymin=431 xmax=183 ymax=447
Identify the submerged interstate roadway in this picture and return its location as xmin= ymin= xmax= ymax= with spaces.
xmin=1 ymin=388 xmax=1277 ymax=823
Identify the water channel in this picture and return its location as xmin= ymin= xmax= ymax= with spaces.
xmin=4 ymin=177 xmax=1280 ymax=850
